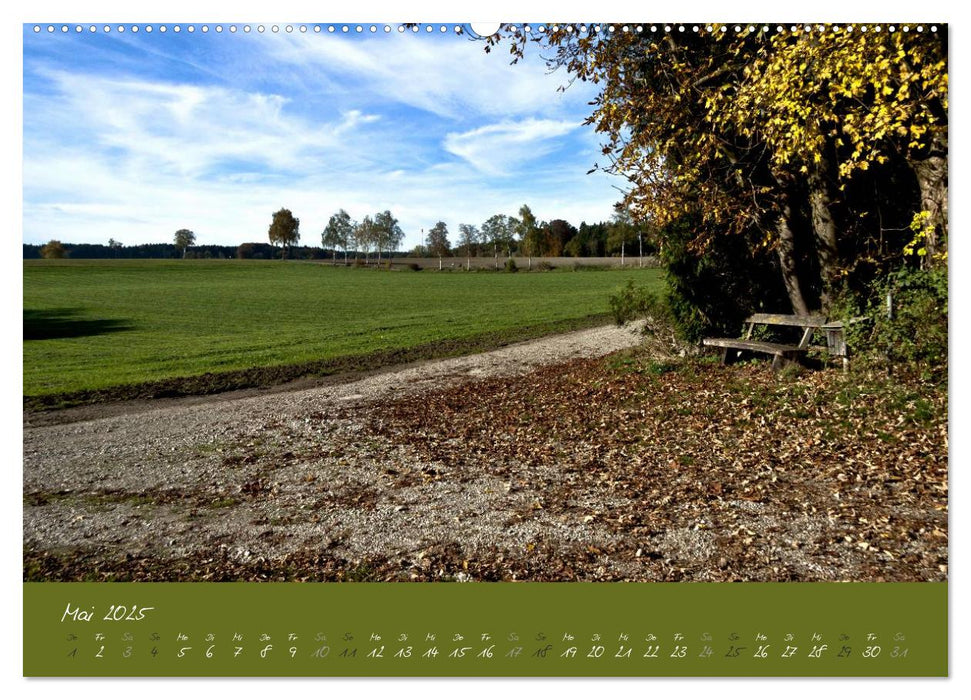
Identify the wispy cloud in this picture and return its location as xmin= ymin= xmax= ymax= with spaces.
xmin=444 ymin=118 xmax=580 ymax=175
xmin=30 ymin=70 xmax=372 ymax=178
xmin=259 ymin=31 xmax=587 ymax=120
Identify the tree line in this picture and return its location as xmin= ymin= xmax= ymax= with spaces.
xmin=323 ymin=203 xmax=655 ymax=266
xmin=28 ymin=205 xmax=656 ymax=263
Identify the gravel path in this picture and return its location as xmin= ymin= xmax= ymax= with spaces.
xmin=23 ymin=323 xmax=646 ymax=580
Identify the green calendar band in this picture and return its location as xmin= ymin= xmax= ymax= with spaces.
xmin=24 ymin=582 xmax=947 ymax=677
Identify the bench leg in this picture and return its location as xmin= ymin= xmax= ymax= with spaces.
xmin=772 ymin=352 xmax=802 ymax=371
xmin=723 ymin=348 xmax=743 ymax=366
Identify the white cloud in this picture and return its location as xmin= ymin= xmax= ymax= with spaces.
xmin=30 ymin=71 xmax=374 ymax=179
xmin=443 ymin=118 xmax=580 ymax=175
xmin=259 ymin=31 xmax=591 ymax=120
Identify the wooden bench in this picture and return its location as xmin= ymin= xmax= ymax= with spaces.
xmin=703 ymin=313 xmax=841 ymax=370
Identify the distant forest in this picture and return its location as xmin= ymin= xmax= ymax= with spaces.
xmin=23 ymin=241 xmax=325 ymax=260
xmin=23 ymin=217 xmax=654 ymax=261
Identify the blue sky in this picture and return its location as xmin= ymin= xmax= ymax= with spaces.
xmin=22 ymin=23 xmax=624 ymax=249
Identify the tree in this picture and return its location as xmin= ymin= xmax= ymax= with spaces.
xmin=457 ymin=224 xmax=480 ymax=270
xmin=107 ymin=238 xmax=123 ymax=259
xmin=564 ymin=225 xmax=589 ymax=258
xmin=268 ymin=208 xmax=300 ymax=259
xmin=566 ymin=221 xmax=608 ymax=257
xmin=174 ymin=229 xmax=196 ymax=259
xmin=40 ymin=240 xmax=66 ymax=259
xmin=606 ymin=204 xmax=639 ymax=266
xmin=546 ymin=219 xmax=577 ymax=258
xmin=322 ymin=209 xmax=354 ymax=264
xmin=427 ymin=221 xmax=451 ymax=262
xmin=516 ymin=204 xmax=541 ymax=270
xmin=355 ymin=216 xmax=376 ymax=263
xmin=710 ymin=28 xmax=949 ymax=287
xmin=487 ymin=25 xmax=947 ymax=317
xmin=481 ymin=213 xmax=518 ymax=268
xmin=373 ymin=210 xmax=405 ymax=264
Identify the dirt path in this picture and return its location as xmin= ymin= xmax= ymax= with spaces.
xmin=23 ymin=323 xmax=647 ymax=580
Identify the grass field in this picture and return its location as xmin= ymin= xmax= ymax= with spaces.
xmin=23 ymin=259 xmax=662 ymax=404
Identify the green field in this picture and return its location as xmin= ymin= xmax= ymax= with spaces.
xmin=24 ymin=259 xmax=662 ymax=404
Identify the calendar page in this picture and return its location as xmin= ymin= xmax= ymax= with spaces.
xmin=22 ymin=17 xmax=949 ymax=679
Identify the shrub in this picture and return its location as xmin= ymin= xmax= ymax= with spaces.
xmin=660 ymin=215 xmax=789 ymax=343
xmin=407 ymin=262 xmax=422 ymax=271
xmin=504 ymin=258 xmax=519 ymax=273
xmin=609 ymin=280 xmax=669 ymax=326
xmin=352 ymin=258 xmax=366 ymax=268
xmin=536 ymin=261 xmax=554 ymax=271
xmin=841 ymin=268 xmax=948 ymax=377
xmin=40 ymin=240 xmax=67 ymax=259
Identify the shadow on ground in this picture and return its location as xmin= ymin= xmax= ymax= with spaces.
xmin=24 ymin=308 xmax=134 ymax=340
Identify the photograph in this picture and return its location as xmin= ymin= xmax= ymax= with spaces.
xmin=20 ymin=16 xmax=949 ymax=678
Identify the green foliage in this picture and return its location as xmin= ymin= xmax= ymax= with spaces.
xmin=173 ymin=229 xmax=196 ymax=258
xmin=322 ymin=209 xmax=354 ymax=256
xmin=851 ymin=267 xmax=947 ymax=377
xmin=608 ymin=279 xmax=669 ymax=326
xmin=426 ymin=221 xmax=451 ymax=257
xmin=481 ymin=213 xmax=518 ymax=256
xmin=236 ymin=242 xmax=266 ymax=260
xmin=569 ymin=222 xmax=609 ymax=257
xmin=517 ymin=204 xmax=542 ymax=257
xmin=659 ymin=216 xmax=788 ymax=343
xmin=373 ymin=210 xmax=404 ymax=255
xmin=535 ymin=261 xmax=554 ymax=272
xmin=354 ymin=215 xmax=375 ymax=259
xmin=458 ymin=223 xmax=480 ymax=257
xmin=504 ymin=258 xmax=518 ymax=273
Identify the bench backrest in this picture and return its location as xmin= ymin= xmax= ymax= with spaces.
xmin=746 ymin=313 xmax=828 ymax=327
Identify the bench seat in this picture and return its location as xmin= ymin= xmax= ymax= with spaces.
xmin=702 ymin=338 xmax=807 ymax=369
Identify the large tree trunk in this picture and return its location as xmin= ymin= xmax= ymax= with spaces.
xmin=808 ymin=155 xmax=841 ymax=310
xmin=911 ymin=127 xmax=948 ymax=268
xmin=776 ymin=199 xmax=811 ymax=316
